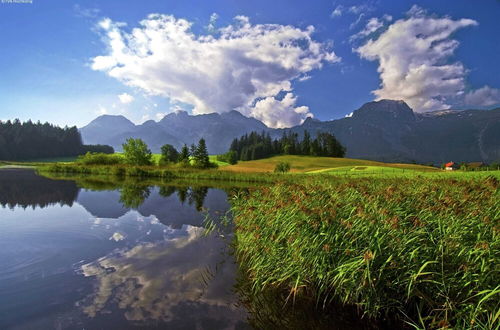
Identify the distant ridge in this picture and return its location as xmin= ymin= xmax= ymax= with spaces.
xmin=284 ymin=100 xmax=500 ymax=164
xmin=80 ymin=110 xmax=267 ymax=154
xmin=80 ymin=101 xmax=500 ymax=163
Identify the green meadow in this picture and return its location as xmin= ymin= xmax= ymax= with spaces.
xmin=221 ymin=155 xmax=438 ymax=173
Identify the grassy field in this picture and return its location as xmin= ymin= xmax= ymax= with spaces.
xmin=231 ymin=175 xmax=500 ymax=329
xmin=221 ymin=155 xmax=438 ymax=173
xmin=33 ymin=153 xmax=500 ymax=183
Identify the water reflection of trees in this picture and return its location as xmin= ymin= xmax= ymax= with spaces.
xmin=40 ymin=173 xmax=250 ymax=212
xmin=176 ymin=186 xmax=188 ymax=204
xmin=160 ymin=186 xmax=209 ymax=211
xmin=159 ymin=186 xmax=176 ymax=198
xmin=119 ymin=185 xmax=151 ymax=208
xmin=159 ymin=185 xmax=208 ymax=210
xmin=36 ymin=173 xmax=239 ymax=227
xmin=121 ymin=184 xmax=209 ymax=211
xmin=0 ymin=169 xmax=78 ymax=209
xmin=188 ymin=187 xmax=209 ymax=211
xmin=68 ymin=176 xmax=211 ymax=211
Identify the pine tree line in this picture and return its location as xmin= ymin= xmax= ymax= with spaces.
xmin=0 ymin=119 xmax=113 ymax=160
xmin=229 ymin=130 xmax=345 ymax=161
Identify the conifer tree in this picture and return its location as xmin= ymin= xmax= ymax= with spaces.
xmin=178 ymin=144 xmax=191 ymax=165
xmin=193 ymin=138 xmax=210 ymax=168
xmin=228 ymin=130 xmax=345 ymax=160
xmin=301 ymin=130 xmax=311 ymax=155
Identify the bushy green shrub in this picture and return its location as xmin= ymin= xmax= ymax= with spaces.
xmin=159 ymin=144 xmax=179 ymax=165
xmin=274 ymin=161 xmax=291 ymax=173
xmin=122 ymin=138 xmax=153 ymax=166
xmin=76 ymin=152 xmax=123 ymax=165
xmin=82 ymin=144 xmax=114 ymax=154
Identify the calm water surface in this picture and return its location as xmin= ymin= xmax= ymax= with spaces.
xmin=0 ymin=169 xmax=249 ymax=329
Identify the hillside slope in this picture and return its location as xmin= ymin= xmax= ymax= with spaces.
xmin=221 ymin=155 xmax=438 ymax=173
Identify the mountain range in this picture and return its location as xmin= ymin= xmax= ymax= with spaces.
xmin=81 ymin=110 xmax=266 ymax=155
xmin=80 ymin=100 xmax=500 ymax=164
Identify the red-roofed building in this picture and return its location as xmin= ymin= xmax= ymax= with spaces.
xmin=445 ymin=162 xmax=458 ymax=171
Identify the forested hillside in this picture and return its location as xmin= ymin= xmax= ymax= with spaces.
xmin=0 ymin=119 xmax=112 ymax=160
xmin=228 ymin=130 xmax=345 ymax=161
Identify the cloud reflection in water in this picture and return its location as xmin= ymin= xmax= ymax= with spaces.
xmin=80 ymin=225 xmax=246 ymax=328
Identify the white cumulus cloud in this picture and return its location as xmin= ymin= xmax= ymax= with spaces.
xmin=91 ymin=14 xmax=338 ymax=127
xmin=250 ymin=93 xmax=312 ymax=128
xmin=355 ymin=6 xmax=478 ymax=112
xmin=464 ymin=86 xmax=500 ymax=107
xmin=118 ymin=93 xmax=134 ymax=104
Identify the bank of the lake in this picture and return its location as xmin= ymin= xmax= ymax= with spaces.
xmin=36 ymin=163 xmax=280 ymax=184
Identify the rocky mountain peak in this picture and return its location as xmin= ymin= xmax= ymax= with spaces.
xmin=85 ymin=114 xmax=135 ymax=128
xmin=352 ymin=99 xmax=415 ymax=122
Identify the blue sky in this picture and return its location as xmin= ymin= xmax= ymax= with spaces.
xmin=0 ymin=0 xmax=499 ymax=128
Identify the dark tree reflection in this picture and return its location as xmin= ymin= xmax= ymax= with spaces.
xmin=0 ymin=169 xmax=78 ymax=209
xmin=159 ymin=186 xmax=176 ymax=198
xmin=177 ymin=187 xmax=188 ymax=204
xmin=119 ymin=185 xmax=151 ymax=208
xmin=117 ymin=184 xmax=209 ymax=210
xmin=188 ymin=187 xmax=209 ymax=211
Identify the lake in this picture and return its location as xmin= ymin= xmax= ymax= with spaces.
xmin=0 ymin=169 xmax=250 ymax=329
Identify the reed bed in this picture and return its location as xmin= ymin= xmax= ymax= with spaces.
xmin=231 ymin=176 xmax=499 ymax=328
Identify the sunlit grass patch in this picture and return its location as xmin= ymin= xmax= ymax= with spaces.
xmin=221 ymin=155 xmax=438 ymax=173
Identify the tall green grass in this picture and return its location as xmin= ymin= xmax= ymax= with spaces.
xmin=231 ymin=176 xmax=500 ymax=328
